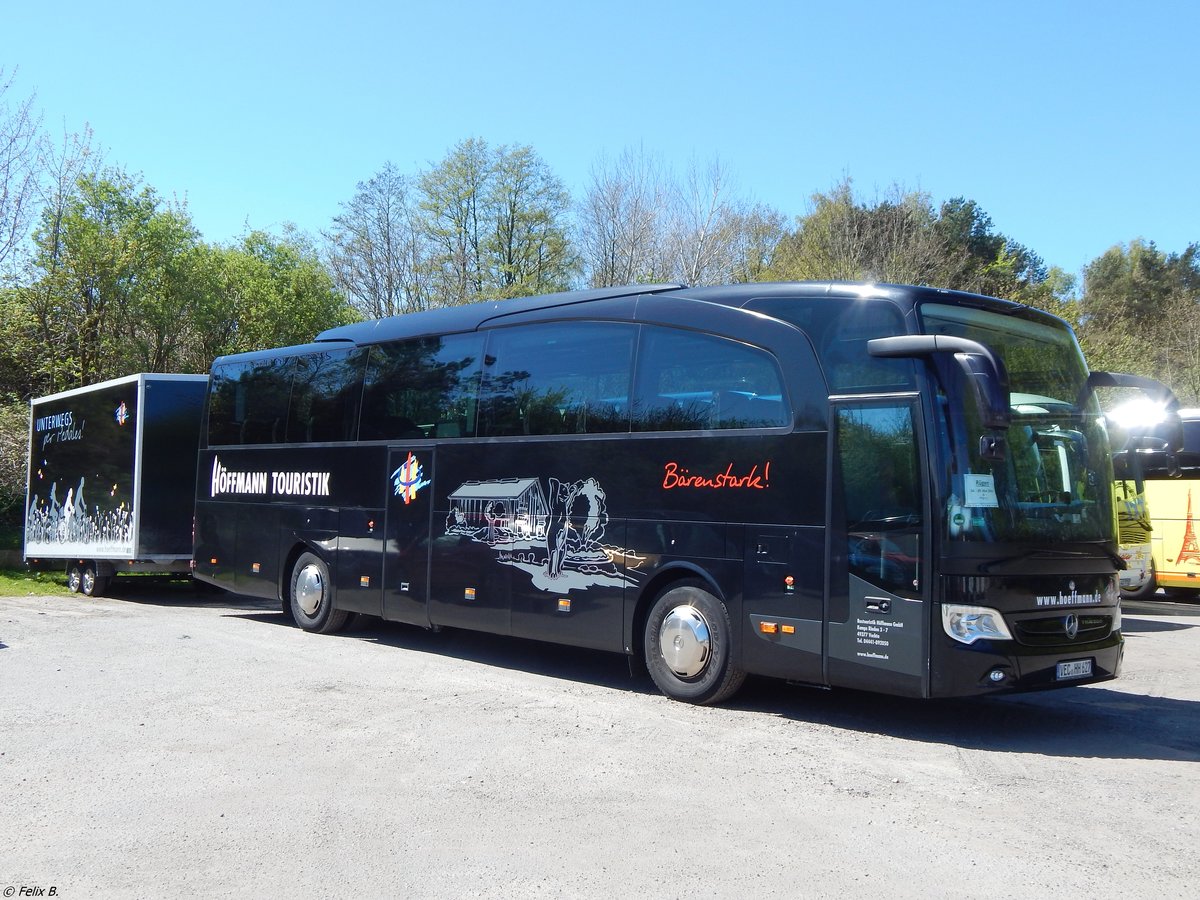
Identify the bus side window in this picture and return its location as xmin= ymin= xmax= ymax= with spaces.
xmin=360 ymin=334 xmax=484 ymax=441
xmin=286 ymin=348 xmax=367 ymax=443
xmin=632 ymin=326 xmax=788 ymax=432
xmin=216 ymin=356 xmax=293 ymax=445
xmin=477 ymin=323 xmax=636 ymax=438
xmin=208 ymin=362 xmax=250 ymax=446
xmin=238 ymin=357 xmax=292 ymax=446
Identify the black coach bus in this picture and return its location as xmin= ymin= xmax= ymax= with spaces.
xmin=192 ymin=282 xmax=1178 ymax=704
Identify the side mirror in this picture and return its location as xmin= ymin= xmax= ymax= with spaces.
xmin=1086 ymin=371 xmax=1183 ymax=453
xmin=868 ymin=334 xmax=1012 ymax=430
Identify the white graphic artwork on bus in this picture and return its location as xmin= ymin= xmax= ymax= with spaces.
xmin=444 ymin=475 xmax=644 ymax=592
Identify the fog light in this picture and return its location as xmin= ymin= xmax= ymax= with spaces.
xmin=988 ymin=668 xmax=1006 ymax=683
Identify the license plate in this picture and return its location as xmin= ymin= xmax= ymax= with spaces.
xmin=1056 ymin=659 xmax=1093 ymax=680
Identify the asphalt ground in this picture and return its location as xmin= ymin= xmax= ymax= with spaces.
xmin=2 ymin=583 xmax=1198 ymax=899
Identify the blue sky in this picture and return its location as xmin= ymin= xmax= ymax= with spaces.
xmin=4 ymin=0 xmax=1196 ymax=278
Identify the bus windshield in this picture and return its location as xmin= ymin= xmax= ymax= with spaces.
xmin=921 ymin=303 xmax=1115 ymax=545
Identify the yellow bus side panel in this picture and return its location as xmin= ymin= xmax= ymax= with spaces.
xmin=1145 ymin=480 xmax=1200 ymax=589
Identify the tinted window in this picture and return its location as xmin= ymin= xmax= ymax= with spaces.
xmin=478 ymin=322 xmax=636 ymax=437
xmin=747 ymin=298 xmax=915 ymax=392
xmin=838 ymin=404 xmax=922 ymax=598
xmin=286 ymin=348 xmax=367 ymax=443
xmin=633 ymin=327 xmax=788 ymax=431
xmin=208 ymin=356 xmax=294 ymax=446
xmin=360 ymin=334 xmax=485 ymax=440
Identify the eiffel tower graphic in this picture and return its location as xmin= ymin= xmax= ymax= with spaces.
xmin=1176 ymin=489 xmax=1200 ymax=565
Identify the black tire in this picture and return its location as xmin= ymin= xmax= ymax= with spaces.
xmin=80 ymin=564 xmax=108 ymax=597
xmin=66 ymin=564 xmax=82 ymax=594
xmin=288 ymin=551 xmax=350 ymax=634
xmin=1120 ymin=564 xmax=1158 ymax=602
xmin=643 ymin=580 xmax=745 ymax=705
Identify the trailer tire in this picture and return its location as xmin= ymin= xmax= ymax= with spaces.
xmin=67 ymin=564 xmax=83 ymax=593
xmin=644 ymin=580 xmax=745 ymax=705
xmin=80 ymin=564 xmax=108 ymax=597
xmin=288 ymin=551 xmax=349 ymax=634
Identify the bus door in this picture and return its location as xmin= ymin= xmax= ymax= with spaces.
xmin=382 ymin=446 xmax=435 ymax=627
xmin=826 ymin=400 xmax=930 ymax=695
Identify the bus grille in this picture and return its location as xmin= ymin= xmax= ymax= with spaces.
xmin=1011 ymin=614 xmax=1112 ymax=647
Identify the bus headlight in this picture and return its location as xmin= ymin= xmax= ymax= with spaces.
xmin=942 ymin=604 xmax=1013 ymax=644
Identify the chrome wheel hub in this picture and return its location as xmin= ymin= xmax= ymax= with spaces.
xmin=658 ymin=605 xmax=711 ymax=678
xmin=296 ymin=564 xmax=325 ymax=617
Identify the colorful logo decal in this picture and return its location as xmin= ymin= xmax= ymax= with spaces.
xmin=114 ymin=401 xmax=129 ymax=426
xmin=392 ymin=452 xmax=431 ymax=505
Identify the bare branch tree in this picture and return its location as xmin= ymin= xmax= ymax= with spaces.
xmin=0 ymin=68 xmax=42 ymax=281
xmin=662 ymin=157 xmax=786 ymax=286
xmin=325 ymin=162 xmax=432 ymax=318
xmin=577 ymin=147 xmax=670 ymax=287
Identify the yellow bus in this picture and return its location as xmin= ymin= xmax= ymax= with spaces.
xmin=1112 ymin=408 xmax=1200 ymax=599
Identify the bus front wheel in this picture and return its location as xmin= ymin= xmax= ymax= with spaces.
xmin=289 ymin=552 xmax=350 ymax=634
xmin=644 ymin=581 xmax=745 ymax=705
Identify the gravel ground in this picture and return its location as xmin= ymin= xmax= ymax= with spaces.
xmin=1 ymin=584 xmax=1198 ymax=899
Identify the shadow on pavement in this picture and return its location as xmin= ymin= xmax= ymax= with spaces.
xmin=96 ymin=578 xmax=279 ymax=613
xmin=731 ymin=678 xmax=1200 ymax=764
xmin=224 ymin=607 xmax=1200 ymax=764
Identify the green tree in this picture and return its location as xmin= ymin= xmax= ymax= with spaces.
xmin=16 ymin=169 xmax=172 ymax=391
xmin=765 ymin=178 xmax=1072 ymax=315
xmin=1078 ymin=240 xmax=1200 ymax=403
xmin=488 ymin=144 xmax=575 ymax=297
xmin=2 ymin=170 xmax=356 ymax=398
xmin=767 ymin=179 xmax=946 ymax=284
xmin=216 ymin=228 xmax=357 ymax=354
xmin=419 ymin=138 xmax=576 ymax=304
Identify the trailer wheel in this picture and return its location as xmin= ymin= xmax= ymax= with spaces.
xmin=288 ymin=551 xmax=349 ymax=634
xmin=643 ymin=580 xmax=745 ymax=705
xmin=67 ymin=564 xmax=83 ymax=593
xmin=80 ymin=564 xmax=108 ymax=597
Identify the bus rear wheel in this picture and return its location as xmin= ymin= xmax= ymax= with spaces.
xmin=644 ymin=581 xmax=745 ymax=705
xmin=289 ymin=552 xmax=350 ymax=634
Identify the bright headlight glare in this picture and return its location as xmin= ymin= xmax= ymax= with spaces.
xmin=942 ymin=604 xmax=1013 ymax=644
